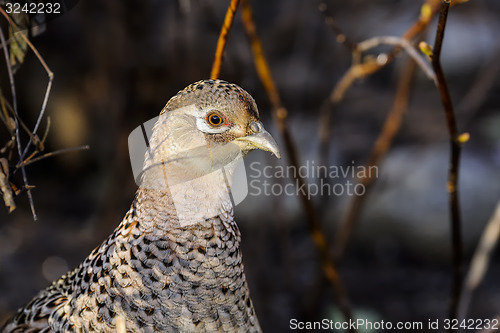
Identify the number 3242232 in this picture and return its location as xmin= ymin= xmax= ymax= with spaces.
xmin=5 ymin=2 xmax=61 ymax=14
xmin=444 ymin=318 xmax=499 ymax=330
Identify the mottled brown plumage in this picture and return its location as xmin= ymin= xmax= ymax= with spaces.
xmin=1 ymin=80 xmax=280 ymax=333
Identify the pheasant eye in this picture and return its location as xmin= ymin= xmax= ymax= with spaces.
xmin=207 ymin=112 xmax=224 ymax=127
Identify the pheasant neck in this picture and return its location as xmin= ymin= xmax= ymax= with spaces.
xmin=132 ymin=183 xmax=235 ymax=234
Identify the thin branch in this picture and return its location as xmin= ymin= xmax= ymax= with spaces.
xmin=0 ymin=8 xmax=54 ymax=157
xmin=16 ymin=145 xmax=90 ymax=168
xmin=0 ymin=9 xmax=56 ymax=220
xmin=0 ymin=8 xmax=52 ymax=75
xmin=357 ymin=36 xmax=436 ymax=84
xmin=318 ymin=0 xmax=442 ymax=173
xmin=334 ymin=57 xmax=417 ymax=260
xmin=431 ymin=0 xmax=464 ymax=323
xmin=41 ymin=117 xmax=51 ymax=145
xmin=241 ymin=0 xmax=355 ymax=329
xmin=402 ymin=0 xmax=441 ymax=41
xmin=3 ymin=97 xmax=43 ymax=148
xmin=210 ymin=0 xmax=240 ymax=80
xmin=318 ymin=3 xmax=357 ymax=52
xmin=22 ymin=76 xmax=53 ymax=157
xmin=0 ymin=22 xmax=37 ymax=220
xmin=458 ymin=201 xmax=500 ymax=320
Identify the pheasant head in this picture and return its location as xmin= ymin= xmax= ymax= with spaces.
xmin=137 ymin=79 xmax=280 ymax=227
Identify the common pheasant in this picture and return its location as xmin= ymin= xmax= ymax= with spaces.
xmin=1 ymin=79 xmax=280 ymax=333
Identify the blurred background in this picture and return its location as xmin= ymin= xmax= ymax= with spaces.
xmin=1 ymin=0 xmax=500 ymax=331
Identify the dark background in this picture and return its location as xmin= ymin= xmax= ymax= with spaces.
xmin=1 ymin=0 xmax=500 ymax=331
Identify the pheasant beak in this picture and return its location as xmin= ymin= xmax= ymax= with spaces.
xmin=234 ymin=121 xmax=281 ymax=159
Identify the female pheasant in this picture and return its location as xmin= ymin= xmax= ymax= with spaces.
xmin=1 ymin=79 xmax=280 ymax=333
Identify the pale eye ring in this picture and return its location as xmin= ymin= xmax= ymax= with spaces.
xmin=206 ymin=112 xmax=224 ymax=127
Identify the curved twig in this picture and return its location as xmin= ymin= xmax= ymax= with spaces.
xmin=431 ymin=0 xmax=464 ymax=322
xmin=210 ymin=0 xmax=240 ymax=80
xmin=16 ymin=145 xmax=90 ymax=168
xmin=357 ymin=36 xmax=436 ymax=84
xmin=318 ymin=0 xmax=442 ymax=183
xmin=0 ymin=22 xmax=36 ymax=219
xmin=0 ymin=8 xmax=54 ymax=158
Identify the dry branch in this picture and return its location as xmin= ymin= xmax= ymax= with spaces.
xmin=431 ymin=0 xmax=464 ymax=322
xmin=0 ymin=9 xmax=88 ymax=221
xmin=319 ymin=3 xmax=357 ymax=52
xmin=0 ymin=8 xmax=54 ymax=159
xmin=0 ymin=22 xmax=36 ymax=218
xmin=0 ymin=8 xmax=56 ymax=219
xmin=16 ymin=145 xmax=90 ymax=168
xmin=356 ymin=36 xmax=436 ymax=84
xmin=318 ymin=0 xmax=472 ymax=268
xmin=318 ymin=0 xmax=442 ymax=166
xmin=210 ymin=0 xmax=240 ymax=80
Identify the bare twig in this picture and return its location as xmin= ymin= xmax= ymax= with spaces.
xmin=0 ymin=9 xmax=57 ymax=220
xmin=0 ymin=8 xmax=54 ymax=158
xmin=334 ymin=57 xmax=417 ymax=259
xmin=403 ymin=0 xmax=441 ymax=41
xmin=16 ymin=118 xmax=51 ymax=167
xmin=319 ymin=34 xmax=435 ymax=119
xmin=316 ymin=0 xmax=476 ymax=269
xmin=0 ymin=22 xmax=37 ymax=219
xmin=318 ymin=3 xmax=357 ymax=52
xmin=458 ymin=201 xmax=500 ymax=320
xmin=318 ymin=0 xmax=442 ymax=172
xmin=210 ymin=0 xmax=240 ymax=80
xmin=0 ymin=8 xmax=52 ymax=76
xmin=431 ymin=0 xmax=464 ymax=322
xmin=22 ymin=76 xmax=53 ymax=157
xmin=241 ymin=0 xmax=355 ymax=329
xmin=16 ymin=145 xmax=90 ymax=168
xmin=357 ymin=36 xmax=436 ymax=84
xmin=41 ymin=117 xmax=51 ymax=145
xmin=3 ymin=97 xmax=44 ymax=149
